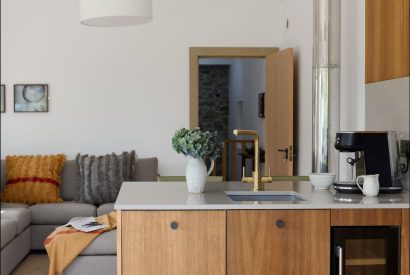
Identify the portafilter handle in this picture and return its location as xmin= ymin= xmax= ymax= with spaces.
xmin=346 ymin=152 xmax=361 ymax=181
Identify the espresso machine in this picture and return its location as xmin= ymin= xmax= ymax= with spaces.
xmin=334 ymin=131 xmax=403 ymax=194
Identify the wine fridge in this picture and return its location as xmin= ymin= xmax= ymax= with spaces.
xmin=331 ymin=227 xmax=400 ymax=275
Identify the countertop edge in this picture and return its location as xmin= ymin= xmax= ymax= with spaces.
xmin=114 ymin=203 xmax=410 ymax=210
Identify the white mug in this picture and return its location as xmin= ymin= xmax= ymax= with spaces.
xmin=356 ymin=174 xmax=380 ymax=197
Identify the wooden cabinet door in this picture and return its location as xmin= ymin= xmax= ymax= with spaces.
xmin=227 ymin=210 xmax=330 ymax=275
xmin=366 ymin=0 xmax=409 ymax=83
xmin=120 ymin=210 xmax=226 ymax=275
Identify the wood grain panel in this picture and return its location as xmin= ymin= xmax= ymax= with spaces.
xmin=282 ymin=210 xmax=330 ymax=275
xmin=331 ymin=209 xmax=402 ymax=226
xmin=366 ymin=0 xmax=409 ymax=83
xmin=227 ymin=210 xmax=330 ymax=275
xmin=402 ymin=208 xmax=409 ymax=275
xmin=265 ymin=49 xmax=294 ymax=176
xmin=116 ymin=210 xmax=122 ymax=275
xmin=227 ymin=210 xmax=285 ymax=275
xmin=121 ymin=210 xmax=226 ymax=275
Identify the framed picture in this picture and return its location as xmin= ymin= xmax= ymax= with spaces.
xmin=258 ymin=92 xmax=265 ymax=118
xmin=14 ymin=84 xmax=48 ymax=112
xmin=1 ymin=85 xmax=5 ymax=113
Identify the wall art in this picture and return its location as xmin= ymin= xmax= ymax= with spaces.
xmin=14 ymin=84 xmax=48 ymax=112
xmin=1 ymin=85 xmax=5 ymax=113
xmin=258 ymin=92 xmax=265 ymax=118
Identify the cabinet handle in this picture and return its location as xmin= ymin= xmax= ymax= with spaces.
xmin=275 ymin=220 xmax=285 ymax=228
xmin=335 ymin=246 xmax=343 ymax=275
xmin=170 ymin=221 xmax=178 ymax=230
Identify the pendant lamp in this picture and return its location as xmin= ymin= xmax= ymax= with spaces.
xmin=80 ymin=0 xmax=152 ymax=27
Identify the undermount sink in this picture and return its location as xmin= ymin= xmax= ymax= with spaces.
xmin=225 ymin=191 xmax=307 ymax=202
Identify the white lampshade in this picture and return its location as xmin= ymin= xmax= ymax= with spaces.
xmin=80 ymin=0 xmax=152 ymax=27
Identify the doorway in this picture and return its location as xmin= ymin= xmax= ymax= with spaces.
xmin=198 ymin=58 xmax=265 ymax=180
xmin=190 ymin=47 xmax=294 ymax=180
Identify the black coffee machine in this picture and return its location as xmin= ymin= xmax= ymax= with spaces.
xmin=334 ymin=131 xmax=403 ymax=194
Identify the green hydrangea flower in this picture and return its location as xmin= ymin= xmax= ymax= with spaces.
xmin=172 ymin=128 xmax=223 ymax=160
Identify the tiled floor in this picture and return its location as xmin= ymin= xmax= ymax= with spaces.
xmin=11 ymin=253 xmax=49 ymax=275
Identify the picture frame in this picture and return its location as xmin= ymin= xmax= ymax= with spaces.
xmin=1 ymin=85 xmax=5 ymax=113
xmin=14 ymin=84 xmax=48 ymax=112
xmin=258 ymin=92 xmax=265 ymax=118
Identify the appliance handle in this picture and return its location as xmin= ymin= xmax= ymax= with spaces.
xmin=335 ymin=245 xmax=343 ymax=275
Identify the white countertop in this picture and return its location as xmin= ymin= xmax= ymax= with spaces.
xmin=114 ymin=181 xmax=410 ymax=210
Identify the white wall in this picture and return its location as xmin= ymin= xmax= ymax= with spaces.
xmin=229 ymin=59 xmax=266 ymax=148
xmin=280 ymin=0 xmax=365 ymax=175
xmin=0 ymin=0 xmax=283 ymax=175
xmin=1 ymin=0 xmax=367 ymax=177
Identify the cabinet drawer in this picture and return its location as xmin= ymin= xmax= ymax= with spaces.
xmin=331 ymin=209 xmax=402 ymax=226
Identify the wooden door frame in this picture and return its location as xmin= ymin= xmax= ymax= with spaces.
xmin=189 ymin=47 xmax=279 ymax=128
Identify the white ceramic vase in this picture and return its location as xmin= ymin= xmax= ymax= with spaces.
xmin=185 ymin=157 xmax=214 ymax=193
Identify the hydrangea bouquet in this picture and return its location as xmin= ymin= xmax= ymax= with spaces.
xmin=172 ymin=128 xmax=223 ymax=160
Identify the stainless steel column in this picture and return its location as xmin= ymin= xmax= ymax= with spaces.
xmin=312 ymin=0 xmax=341 ymax=175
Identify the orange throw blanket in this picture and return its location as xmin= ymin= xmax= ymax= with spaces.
xmin=45 ymin=211 xmax=117 ymax=275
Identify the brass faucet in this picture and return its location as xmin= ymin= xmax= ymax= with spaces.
xmin=233 ymin=129 xmax=272 ymax=191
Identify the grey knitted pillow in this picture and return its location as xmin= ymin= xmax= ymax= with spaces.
xmin=75 ymin=151 xmax=137 ymax=205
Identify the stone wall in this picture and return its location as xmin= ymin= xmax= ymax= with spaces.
xmin=198 ymin=65 xmax=230 ymax=140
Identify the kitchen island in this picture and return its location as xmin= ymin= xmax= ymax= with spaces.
xmin=115 ymin=181 xmax=409 ymax=275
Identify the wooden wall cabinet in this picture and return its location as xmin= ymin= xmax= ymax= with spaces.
xmin=366 ymin=0 xmax=409 ymax=83
xmin=118 ymin=210 xmax=226 ymax=275
xmin=227 ymin=210 xmax=330 ymax=275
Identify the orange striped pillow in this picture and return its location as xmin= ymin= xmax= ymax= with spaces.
xmin=1 ymin=154 xmax=66 ymax=204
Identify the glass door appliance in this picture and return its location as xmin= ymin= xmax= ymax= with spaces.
xmin=331 ymin=227 xmax=400 ymax=275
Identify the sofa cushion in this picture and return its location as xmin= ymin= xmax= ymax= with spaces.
xmin=1 ymin=202 xmax=29 ymax=209
xmin=60 ymin=160 xmax=79 ymax=201
xmin=61 ymin=157 xmax=158 ymax=202
xmin=31 ymin=225 xmax=58 ymax=250
xmin=30 ymin=202 xmax=96 ymax=225
xmin=97 ymin=203 xmax=115 ymax=216
xmin=0 ymin=208 xmax=30 ymax=234
xmin=80 ymin=230 xmax=116 ymax=255
xmin=2 ymin=154 xmax=66 ymax=204
xmin=76 ymin=151 xmax=137 ymax=205
xmin=135 ymin=157 xmax=158 ymax=181
xmin=1 ymin=219 xmax=17 ymax=248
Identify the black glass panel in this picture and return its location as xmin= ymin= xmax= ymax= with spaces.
xmin=331 ymin=227 xmax=400 ymax=275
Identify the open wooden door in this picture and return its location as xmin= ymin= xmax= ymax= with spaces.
xmin=265 ymin=48 xmax=294 ymax=176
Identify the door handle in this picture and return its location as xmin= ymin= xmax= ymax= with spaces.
xmin=277 ymin=148 xmax=288 ymax=160
xmin=335 ymin=246 xmax=343 ymax=275
xmin=289 ymin=145 xmax=293 ymax=162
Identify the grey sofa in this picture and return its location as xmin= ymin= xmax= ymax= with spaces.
xmin=0 ymin=157 xmax=158 ymax=275
xmin=1 ymin=208 xmax=31 ymax=275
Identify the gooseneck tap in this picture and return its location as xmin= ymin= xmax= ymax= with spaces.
xmin=233 ymin=129 xmax=272 ymax=191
